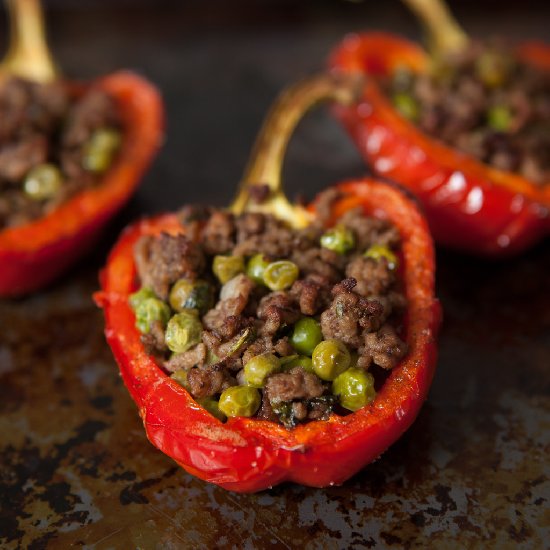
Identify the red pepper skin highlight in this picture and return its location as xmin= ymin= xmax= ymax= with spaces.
xmin=95 ymin=178 xmax=441 ymax=493
xmin=0 ymin=71 xmax=164 ymax=296
xmin=329 ymin=33 xmax=550 ymax=257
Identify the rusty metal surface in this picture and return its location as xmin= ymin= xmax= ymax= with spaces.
xmin=1 ymin=2 xmax=549 ymax=548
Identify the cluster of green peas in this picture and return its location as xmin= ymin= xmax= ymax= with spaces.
xmin=130 ymin=224 xmax=398 ymax=423
xmin=129 ymin=251 xmax=307 ymax=358
xmin=391 ymin=51 xmax=514 ymax=133
xmin=394 ymin=91 xmax=513 ymax=133
xmin=23 ymin=128 xmax=121 ymax=202
xmin=157 ymin=313 xmax=377 ymax=421
xmin=217 ymin=319 xmax=378 ymax=420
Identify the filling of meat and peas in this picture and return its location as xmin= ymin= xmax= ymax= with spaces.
xmin=130 ymin=191 xmax=408 ymax=428
xmin=384 ymin=40 xmax=550 ymax=185
xmin=0 ymin=77 xmax=122 ymax=229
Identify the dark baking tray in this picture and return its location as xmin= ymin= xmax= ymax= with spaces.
xmin=1 ymin=1 xmax=548 ymax=548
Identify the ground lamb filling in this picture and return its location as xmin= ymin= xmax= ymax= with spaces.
xmin=384 ymin=40 xmax=550 ymax=185
xmin=130 ymin=191 xmax=408 ymax=428
xmin=0 ymin=77 xmax=122 ymax=229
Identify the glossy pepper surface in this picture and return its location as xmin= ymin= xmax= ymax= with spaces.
xmin=329 ymin=33 xmax=550 ymax=256
xmin=96 ymin=74 xmax=441 ymax=492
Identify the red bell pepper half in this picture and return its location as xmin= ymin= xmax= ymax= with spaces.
xmin=329 ymin=33 xmax=550 ymax=257
xmin=95 ymin=178 xmax=441 ymax=493
xmin=0 ymin=71 xmax=164 ymax=296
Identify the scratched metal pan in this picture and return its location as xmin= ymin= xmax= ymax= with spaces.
xmin=0 ymin=1 xmax=549 ymax=548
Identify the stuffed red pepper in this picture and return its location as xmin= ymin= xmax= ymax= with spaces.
xmin=329 ymin=8 xmax=550 ymax=257
xmin=96 ymin=74 xmax=441 ymax=492
xmin=0 ymin=0 xmax=163 ymax=296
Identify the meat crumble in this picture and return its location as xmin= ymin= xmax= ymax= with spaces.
xmin=130 ymin=191 xmax=408 ymax=428
xmin=0 ymin=77 xmax=122 ymax=229
xmin=384 ymin=40 xmax=550 ymax=185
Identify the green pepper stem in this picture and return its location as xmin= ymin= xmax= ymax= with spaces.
xmin=230 ymin=73 xmax=364 ymax=228
xmin=0 ymin=0 xmax=58 ymax=83
xmin=401 ymin=0 xmax=469 ymax=58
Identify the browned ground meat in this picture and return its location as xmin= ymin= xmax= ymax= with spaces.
xmin=257 ymin=291 xmax=301 ymax=336
xmin=264 ymin=367 xmax=335 ymax=427
xmin=134 ymin=233 xmax=205 ymax=300
xmin=186 ymin=364 xmax=236 ymax=399
xmin=0 ymin=78 xmax=67 ymax=142
xmin=0 ymin=136 xmax=48 ymax=181
xmin=256 ymin=390 xmax=278 ymax=422
xmin=233 ymin=217 xmax=298 ymax=258
xmin=265 ymin=367 xmax=325 ymax=403
xmin=165 ymin=343 xmax=207 ymax=372
xmin=290 ymin=274 xmax=332 ymax=316
xmin=235 ymin=212 xmax=266 ymax=241
xmin=202 ymin=274 xmax=254 ymax=336
xmin=291 ymin=246 xmax=346 ymax=283
xmin=320 ymin=278 xmax=386 ymax=348
xmin=338 ymin=208 xmax=401 ymax=250
xmin=140 ymin=320 xmax=168 ymax=357
xmin=131 ymin=196 xmax=408 ymax=428
xmin=346 ymin=256 xmax=395 ymax=297
xmin=360 ymin=324 xmax=408 ymax=370
xmin=384 ymin=40 xmax=550 ymax=185
xmin=237 ymin=335 xmax=294 ymax=368
xmin=202 ymin=211 xmax=236 ymax=255
xmin=0 ymin=77 xmax=121 ymax=229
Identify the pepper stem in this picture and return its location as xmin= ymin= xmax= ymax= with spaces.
xmin=0 ymin=0 xmax=58 ymax=83
xmin=230 ymin=73 xmax=363 ymax=228
xmin=402 ymin=0 xmax=469 ymax=58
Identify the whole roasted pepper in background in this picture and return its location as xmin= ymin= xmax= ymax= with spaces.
xmin=96 ymin=74 xmax=441 ymax=493
xmin=328 ymin=0 xmax=550 ymax=257
xmin=0 ymin=0 xmax=163 ymax=296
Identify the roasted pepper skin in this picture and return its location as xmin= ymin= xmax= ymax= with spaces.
xmin=95 ymin=178 xmax=441 ymax=493
xmin=0 ymin=71 xmax=164 ymax=296
xmin=329 ymin=33 xmax=550 ymax=257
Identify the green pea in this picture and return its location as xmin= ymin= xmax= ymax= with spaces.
xmin=213 ymin=255 xmax=245 ymax=284
xmin=487 ymin=105 xmax=512 ymax=132
xmin=263 ymin=260 xmax=299 ymax=291
xmin=280 ymin=354 xmax=299 ymax=367
xmin=129 ymin=287 xmax=156 ymax=311
xmin=281 ymin=355 xmax=314 ymax=373
xmin=169 ymin=278 xmax=213 ymax=315
xmin=320 ymin=225 xmax=355 ymax=254
xmin=290 ymin=317 xmax=323 ymax=356
xmin=170 ymin=369 xmax=189 ymax=389
xmin=218 ymin=386 xmax=261 ymax=418
xmin=243 ymin=353 xmax=281 ymax=388
xmin=364 ymin=244 xmax=399 ymax=270
xmin=332 ymin=368 xmax=376 ymax=411
xmin=164 ymin=310 xmax=202 ymax=353
xmin=135 ymin=297 xmax=171 ymax=334
xmin=83 ymin=128 xmax=122 ymax=173
xmin=246 ymin=254 xmax=270 ymax=285
xmin=23 ymin=163 xmax=63 ymax=201
xmin=198 ymin=397 xmax=227 ymax=422
xmin=393 ymin=92 xmax=420 ymax=122
xmin=312 ymin=339 xmax=351 ymax=381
